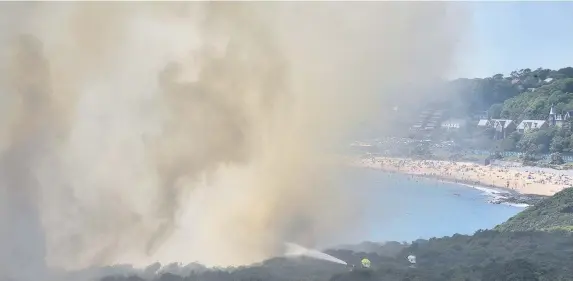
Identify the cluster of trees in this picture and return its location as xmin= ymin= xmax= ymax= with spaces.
xmin=458 ymin=125 xmax=573 ymax=161
xmin=98 ymin=230 xmax=573 ymax=281
xmin=495 ymin=186 xmax=573 ymax=232
xmin=498 ymin=126 xmax=573 ymax=155
xmin=438 ymin=67 xmax=573 ymax=157
xmin=449 ymin=67 xmax=573 ymax=116
xmin=98 ymin=190 xmax=573 ymax=281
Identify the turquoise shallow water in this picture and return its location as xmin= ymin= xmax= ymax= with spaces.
xmin=340 ymin=167 xmax=523 ymax=244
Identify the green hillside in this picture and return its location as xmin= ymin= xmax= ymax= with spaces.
xmin=446 ymin=67 xmax=573 ymax=120
xmin=496 ymin=187 xmax=573 ymax=232
xmin=99 ymin=191 xmax=573 ymax=281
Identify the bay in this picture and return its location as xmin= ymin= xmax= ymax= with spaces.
xmin=340 ymin=167 xmax=523 ymax=244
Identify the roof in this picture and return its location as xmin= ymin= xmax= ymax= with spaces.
xmin=491 ymin=119 xmax=514 ymax=129
xmin=517 ymin=120 xmax=547 ymax=130
xmin=477 ymin=119 xmax=489 ymax=126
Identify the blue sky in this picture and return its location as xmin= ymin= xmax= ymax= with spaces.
xmin=453 ymin=1 xmax=573 ymax=79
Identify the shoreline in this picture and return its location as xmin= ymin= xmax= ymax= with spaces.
xmin=358 ymin=163 xmax=544 ymax=207
xmin=351 ymin=156 xmax=572 ymax=206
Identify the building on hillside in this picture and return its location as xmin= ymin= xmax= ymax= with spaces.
xmin=441 ymin=119 xmax=466 ymax=130
xmin=477 ymin=119 xmax=489 ymax=127
xmin=548 ymin=105 xmax=573 ymax=128
xmin=476 ymin=119 xmax=516 ymax=139
xmin=513 ymin=105 xmax=573 ymax=134
xmin=491 ymin=119 xmax=516 ymax=139
xmin=516 ymin=120 xmax=548 ymax=134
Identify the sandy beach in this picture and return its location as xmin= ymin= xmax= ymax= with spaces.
xmin=353 ymin=157 xmax=573 ymax=196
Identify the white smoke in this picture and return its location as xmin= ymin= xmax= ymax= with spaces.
xmin=0 ymin=2 xmax=467 ymax=280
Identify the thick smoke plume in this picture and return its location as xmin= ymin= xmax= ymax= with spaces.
xmin=0 ymin=2 xmax=466 ymax=279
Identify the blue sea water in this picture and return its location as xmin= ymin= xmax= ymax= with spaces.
xmin=342 ymin=167 xmax=523 ymax=244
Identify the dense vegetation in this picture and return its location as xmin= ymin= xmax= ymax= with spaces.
xmin=412 ymin=67 xmax=573 ymax=158
xmin=99 ymin=189 xmax=573 ymax=281
xmin=496 ymin=188 xmax=573 ymax=232
xmin=449 ymin=67 xmax=573 ymax=118
xmin=98 ymin=232 xmax=573 ymax=281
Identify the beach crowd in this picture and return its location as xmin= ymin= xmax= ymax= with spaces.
xmin=354 ymin=157 xmax=573 ymax=196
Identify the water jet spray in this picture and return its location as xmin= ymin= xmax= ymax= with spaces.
xmin=283 ymin=243 xmax=347 ymax=265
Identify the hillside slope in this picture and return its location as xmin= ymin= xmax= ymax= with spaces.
xmin=98 ymin=189 xmax=573 ymax=281
xmin=496 ymin=187 xmax=573 ymax=232
xmin=98 ymin=230 xmax=573 ymax=281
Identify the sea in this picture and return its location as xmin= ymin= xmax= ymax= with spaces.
xmin=338 ymin=167 xmax=524 ymax=244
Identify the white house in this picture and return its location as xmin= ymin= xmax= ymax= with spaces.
xmin=548 ymin=105 xmax=573 ymax=127
xmin=516 ymin=120 xmax=547 ymax=134
xmin=477 ymin=119 xmax=489 ymax=127
xmin=476 ymin=119 xmax=516 ymax=139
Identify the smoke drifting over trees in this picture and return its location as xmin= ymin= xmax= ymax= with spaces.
xmin=0 ymin=2 xmax=465 ymax=280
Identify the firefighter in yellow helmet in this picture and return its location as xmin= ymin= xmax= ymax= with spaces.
xmin=361 ymin=258 xmax=371 ymax=269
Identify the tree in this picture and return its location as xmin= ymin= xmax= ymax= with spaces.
xmin=550 ymin=136 xmax=567 ymax=153
xmin=499 ymin=132 xmax=521 ymax=152
xmin=482 ymin=259 xmax=540 ymax=281
xmin=517 ymin=129 xmax=555 ymax=154
xmin=557 ymin=67 xmax=573 ymax=78
xmin=500 ymin=137 xmax=518 ymax=151
xmin=550 ymin=152 xmax=565 ymax=165
xmin=533 ymin=68 xmax=551 ymax=81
